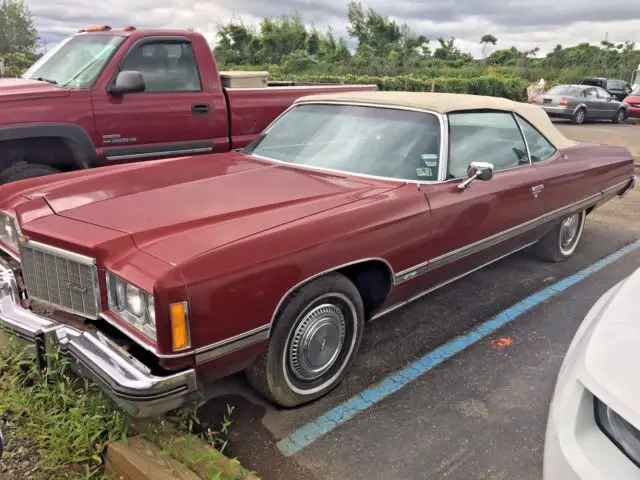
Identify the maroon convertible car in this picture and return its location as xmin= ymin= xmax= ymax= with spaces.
xmin=0 ymin=91 xmax=635 ymax=416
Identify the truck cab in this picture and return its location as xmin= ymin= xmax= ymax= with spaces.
xmin=0 ymin=25 xmax=376 ymax=184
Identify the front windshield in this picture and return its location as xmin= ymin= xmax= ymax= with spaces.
xmin=631 ymin=87 xmax=640 ymax=96
xmin=22 ymin=34 xmax=125 ymax=88
xmin=244 ymin=104 xmax=442 ymax=181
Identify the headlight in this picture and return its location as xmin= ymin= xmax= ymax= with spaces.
xmin=0 ymin=213 xmax=19 ymax=251
xmin=595 ymin=397 xmax=640 ymax=466
xmin=106 ymin=272 xmax=156 ymax=338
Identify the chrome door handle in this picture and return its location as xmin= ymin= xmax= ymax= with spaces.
xmin=531 ymin=184 xmax=544 ymax=198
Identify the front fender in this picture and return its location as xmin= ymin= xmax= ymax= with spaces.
xmin=0 ymin=123 xmax=98 ymax=168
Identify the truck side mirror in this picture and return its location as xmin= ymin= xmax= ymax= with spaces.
xmin=109 ymin=71 xmax=145 ymax=95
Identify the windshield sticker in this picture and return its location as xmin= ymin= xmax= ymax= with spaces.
xmin=416 ymin=168 xmax=433 ymax=177
xmin=421 ymin=153 xmax=438 ymax=160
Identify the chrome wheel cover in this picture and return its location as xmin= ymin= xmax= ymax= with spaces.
xmin=576 ymin=110 xmax=585 ymax=123
xmin=288 ymin=303 xmax=347 ymax=381
xmin=560 ymin=213 xmax=580 ymax=251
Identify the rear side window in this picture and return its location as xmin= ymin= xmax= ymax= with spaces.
xmin=515 ymin=115 xmax=557 ymax=163
xmin=447 ymin=112 xmax=529 ymax=179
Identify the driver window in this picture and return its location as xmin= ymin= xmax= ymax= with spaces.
xmin=119 ymin=41 xmax=201 ymax=92
xmin=447 ymin=112 xmax=529 ymax=179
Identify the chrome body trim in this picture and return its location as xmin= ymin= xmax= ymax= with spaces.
xmin=21 ymin=239 xmax=96 ymax=265
xmin=0 ymin=265 xmax=199 ymax=418
xmin=195 ymin=324 xmax=270 ymax=365
xmin=106 ymin=147 xmax=213 ymax=161
xmin=392 ymin=187 xmax=620 ymax=285
xmin=372 ymin=242 xmax=538 ymax=321
xmin=98 ymin=312 xmax=194 ymax=359
xmin=618 ymin=175 xmax=636 ymax=198
xmin=268 ymin=257 xmax=395 ymax=337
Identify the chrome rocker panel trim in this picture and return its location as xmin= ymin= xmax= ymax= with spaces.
xmin=0 ymin=265 xmax=199 ymax=418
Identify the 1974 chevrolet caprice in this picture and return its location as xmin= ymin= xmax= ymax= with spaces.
xmin=0 ymin=92 xmax=636 ymax=417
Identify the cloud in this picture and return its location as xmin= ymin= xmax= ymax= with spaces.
xmin=26 ymin=0 xmax=640 ymax=57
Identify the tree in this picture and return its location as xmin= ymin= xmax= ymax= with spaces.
xmin=256 ymin=12 xmax=308 ymax=64
xmin=347 ymin=1 xmax=429 ymax=67
xmin=213 ymin=20 xmax=259 ymax=65
xmin=480 ymin=34 xmax=498 ymax=59
xmin=0 ymin=0 xmax=38 ymax=55
xmin=433 ymin=37 xmax=472 ymax=62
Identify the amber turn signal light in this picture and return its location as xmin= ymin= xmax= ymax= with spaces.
xmin=170 ymin=302 xmax=191 ymax=351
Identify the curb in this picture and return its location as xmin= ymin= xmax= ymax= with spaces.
xmin=106 ymin=423 xmax=261 ymax=480
xmin=105 ymin=437 xmax=199 ymax=480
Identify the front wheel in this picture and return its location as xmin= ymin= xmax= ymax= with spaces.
xmin=612 ymin=109 xmax=626 ymax=124
xmin=533 ymin=210 xmax=586 ymax=262
xmin=246 ymin=272 xmax=364 ymax=407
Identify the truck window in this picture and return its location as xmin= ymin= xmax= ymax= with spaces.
xmin=119 ymin=40 xmax=201 ymax=93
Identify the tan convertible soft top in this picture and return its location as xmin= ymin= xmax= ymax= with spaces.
xmin=294 ymin=91 xmax=578 ymax=150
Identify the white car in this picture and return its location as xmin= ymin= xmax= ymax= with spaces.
xmin=544 ymin=265 xmax=640 ymax=479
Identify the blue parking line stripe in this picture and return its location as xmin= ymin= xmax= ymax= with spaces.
xmin=277 ymin=239 xmax=640 ymax=457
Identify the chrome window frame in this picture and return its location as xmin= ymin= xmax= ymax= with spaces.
xmin=249 ymin=100 xmax=450 ymax=184
xmin=445 ymin=110 xmax=534 ymax=180
xmin=512 ymin=112 xmax=558 ymax=165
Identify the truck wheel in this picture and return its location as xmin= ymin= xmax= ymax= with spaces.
xmin=612 ymin=109 xmax=626 ymax=124
xmin=246 ymin=272 xmax=364 ymax=407
xmin=571 ymin=108 xmax=586 ymax=125
xmin=533 ymin=210 xmax=586 ymax=263
xmin=0 ymin=163 xmax=61 ymax=184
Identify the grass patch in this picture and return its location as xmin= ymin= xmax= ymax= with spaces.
xmin=0 ymin=338 xmax=133 ymax=479
xmin=0 ymin=335 xmax=250 ymax=479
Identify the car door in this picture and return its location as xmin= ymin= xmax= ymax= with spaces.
xmin=91 ymin=37 xmax=222 ymax=163
xmin=596 ymin=87 xmax=618 ymax=118
xmin=514 ymin=113 xmax=594 ymax=217
xmin=416 ymin=111 xmax=546 ymax=289
xmin=582 ymin=88 xmax=601 ymax=119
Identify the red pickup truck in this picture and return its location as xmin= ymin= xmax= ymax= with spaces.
xmin=0 ymin=25 xmax=376 ymax=184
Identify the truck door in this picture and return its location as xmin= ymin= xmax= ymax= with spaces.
xmin=91 ymin=37 xmax=227 ymax=163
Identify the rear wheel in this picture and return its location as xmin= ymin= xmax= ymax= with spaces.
xmin=612 ymin=109 xmax=626 ymax=124
xmin=246 ymin=273 xmax=364 ymax=407
xmin=533 ymin=210 xmax=586 ymax=262
xmin=571 ymin=108 xmax=586 ymax=125
xmin=0 ymin=162 xmax=60 ymax=184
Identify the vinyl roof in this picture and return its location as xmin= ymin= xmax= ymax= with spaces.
xmin=294 ymin=91 xmax=578 ymax=150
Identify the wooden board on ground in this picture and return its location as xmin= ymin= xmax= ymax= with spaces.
xmin=105 ymin=436 xmax=200 ymax=480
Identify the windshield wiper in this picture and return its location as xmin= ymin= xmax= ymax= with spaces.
xmin=31 ymin=77 xmax=58 ymax=85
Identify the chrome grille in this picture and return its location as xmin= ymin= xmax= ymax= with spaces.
xmin=19 ymin=241 xmax=100 ymax=319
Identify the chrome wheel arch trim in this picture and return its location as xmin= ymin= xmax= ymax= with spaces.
xmin=267 ymin=257 xmax=395 ymax=338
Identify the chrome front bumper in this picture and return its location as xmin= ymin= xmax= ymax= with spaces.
xmin=0 ymin=264 xmax=199 ymax=418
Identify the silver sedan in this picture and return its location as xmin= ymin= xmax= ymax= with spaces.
xmin=533 ymin=84 xmax=628 ymax=125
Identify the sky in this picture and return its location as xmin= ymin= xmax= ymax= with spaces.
xmin=27 ymin=0 xmax=640 ymax=58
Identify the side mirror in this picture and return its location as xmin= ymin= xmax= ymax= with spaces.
xmin=458 ymin=161 xmax=494 ymax=190
xmin=109 ymin=70 xmax=145 ymax=95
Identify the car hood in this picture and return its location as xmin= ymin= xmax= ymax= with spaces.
xmin=625 ymin=95 xmax=640 ymax=104
xmin=581 ymin=264 xmax=640 ymax=428
xmin=26 ymin=152 xmax=397 ymax=265
xmin=0 ymin=77 xmax=69 ymax=103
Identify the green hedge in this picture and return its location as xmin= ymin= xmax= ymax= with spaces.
xmin=271 ymin=73 xmax=529 ymax=101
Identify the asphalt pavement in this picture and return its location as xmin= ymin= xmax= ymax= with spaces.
xmin=196 ymin=184 xmax=640 ymax=480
